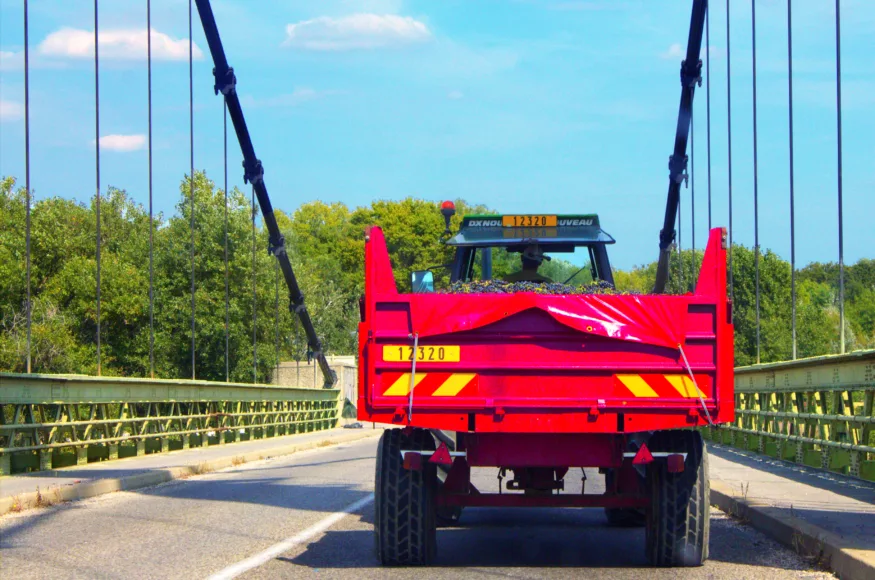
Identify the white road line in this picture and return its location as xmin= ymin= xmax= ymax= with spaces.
xmin=206 ymin=494 xmax=375 ymax=579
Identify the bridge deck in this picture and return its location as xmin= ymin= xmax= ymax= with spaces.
xmin=0 ymin=428 xmax=872 ymax=578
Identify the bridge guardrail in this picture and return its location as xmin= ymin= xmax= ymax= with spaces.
xmin=703 ymin=350 xmax=875 ymax=482
xmin=0 ymin=373 xmax=341 ymax=475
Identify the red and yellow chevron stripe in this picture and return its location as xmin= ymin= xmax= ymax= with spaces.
xmin=614 ymin=374 xmax=708 ymax=399
xmin=381 ymin=372 xmax=478 ymax=398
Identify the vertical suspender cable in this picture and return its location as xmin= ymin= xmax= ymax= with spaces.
xmin=706 ymin=2 xmax=712 ymax=231
xmin=275 ymin=260 xmax=280 ymax=384
xmin=224 ymin=102 xmax=230 ymax=382
xmin=752 ymin=0 xmax=761 ymax=364
xmin=726 ymin=0 xmax=734 ymax=301
xmin=252 ymin=189 xmax=257 ymax=383
xmin=691 ymin=110 xmax=696 ymax=283
xmin=678 ymin=184 xmax=682 ymax=292
xmin=147 ymin=0 xmax=155 ymax=378
xmin=24 ymin=0 xmax=32 ymax=373
xmin=94 ymin=0 xmax=102 ymax=376
xmin=835 ymin=0 xmax=845 ymax=354
xmin=189 ymin=0 xmax=196 ymax=379
xmin=788 ymin=0 xmax=797 ymax=360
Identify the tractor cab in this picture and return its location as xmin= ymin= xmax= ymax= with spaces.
xmin=412 ymin=202 xmax=616 ymax=292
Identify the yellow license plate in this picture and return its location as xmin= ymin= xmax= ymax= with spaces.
xmin=383 ymin=345 xmax=461 ymax=363
xmin=502 ymin=215 xmax=557 ymax=228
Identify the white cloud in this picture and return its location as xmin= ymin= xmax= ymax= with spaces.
xmin=0 ymin=100 xmax=23 ymax=122
xmin=0 ymin=50 xmax=23 ymax=71
xmin=38 ymin=28 xmax=203 ymax=61
xmin=283 ymin=14 xmax=431 ymax=51
xmin=660 ymin=43 xmax=684 ymax=60
xmin=97 ymin=134 xmax=146 ymax=152
xmin=447 ymin=90 xmax=464 ymax=100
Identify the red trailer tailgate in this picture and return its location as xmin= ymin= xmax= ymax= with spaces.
xmin=358 ymin=227 xmax=733 ymax=434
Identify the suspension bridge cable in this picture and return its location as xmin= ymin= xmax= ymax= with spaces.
xmin=23 ymin=0 xmax=32 ymax=374
xmin=147 ymin=0 xmax=155 ymax=378
xmin=189 ymin=0 xmax=196 ymax=379
xmin=224 ymin=102 xmax=230 ymax=382
xmin=706 ymin=2 xmax=712 ymax=231
xmin=252 ymin=188 xmax=257 ymax=383
xmin=752 ymin=0 xmax=761 ymax=364
xmin=691 ymin=109 xmax=697 ymax=284
xmin=678 ymin=178 xmax=682 ymax=292
xmin=835 ymin=0 xmax=845 ymax=354
xmin=94 ymin=0 xmax=102 ymax=376
xmin=275 ymin=259 xmax=280 ymax=385
xmin=726 ymin=0 xmax=734 ymax=302
xmin=788 ymin=0 xmax=797 ymax=360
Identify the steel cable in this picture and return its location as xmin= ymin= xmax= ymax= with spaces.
xmin=752 ymin=0 xmax=761 ymax=363
xmin=726 ymin=0 xmax=734 ymax=302
xmin=224 ymin=101 xmax=230 ymax=382
xmin=678 ymin=179 xmax=682 ymax=292
xmin=94 ymin=0 xmax=102 ymax=376
xmin=706 ymin=2 xmax=712 ymax=231
xmin=835 ymin=0 xmax=845 ymax=354
xmin=788 ymin=0 xmax=797 ymax=359
xmin=252 ymin=187 xmax=257 ymax=383
xmin=24 ymin=0 xmax=32 ymax=373
xmin=189 ymin=0 xmax=196 ymax=379
xmin=275 ymin=259 xmax=280 ymax=385
xmin=691 ymin=110 xmax=696 ymax=285
xmin=147 ymin=0 xmax=155 ymax=378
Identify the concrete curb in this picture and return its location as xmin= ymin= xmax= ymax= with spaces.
xmin=0 ymin=429 xmax=382 ymax=518
xmin=710 ymin=479 xmax=875 ymax=580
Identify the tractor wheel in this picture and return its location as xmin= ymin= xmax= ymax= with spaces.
xmin=645 ymin=430 xmax=709 ymax=567
xmin=374 ymin=428 xmax=437 ymax=566
xmin=603 ymin=468 xmax=646 ymax=527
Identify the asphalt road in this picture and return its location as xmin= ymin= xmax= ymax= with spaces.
xmin=0 ymin=437 xmax=833 ymax=579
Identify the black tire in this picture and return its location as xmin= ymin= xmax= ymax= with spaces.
xmin=374 ymin=429 xmax=437 ymax=566
xmin=604 ymin=468 xmax=646 ymax=527
xmin=645 ymin=430 xmax=710 ymax=567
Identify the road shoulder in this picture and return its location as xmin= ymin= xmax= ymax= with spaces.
xmin=0 ymin=425 xmax=382 ymax=517
xmin=708 ymin=443 xmax=875 ymax=580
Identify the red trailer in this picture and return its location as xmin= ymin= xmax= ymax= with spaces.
xmin=358 ymin=214 xmax=733 ymax=567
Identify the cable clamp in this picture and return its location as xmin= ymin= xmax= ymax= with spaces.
xmin=268 ymin=234 xmax=286 ymax=257
xmin=659 ymin=228 xmax=677 ymax=249
xmin=213 ymin=66 xmax=237 ymax=96
xmin=669 ymin=154 xmax=689 ymax=186
xmin=680 ymin=59 xmax=703 ymax=88
xmin=243 ymin=159 xmax=264 ymax=186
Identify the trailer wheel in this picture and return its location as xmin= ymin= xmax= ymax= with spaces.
xmin=374 ymin=428 xmax=437 ymax=566
xmin=603 ymin=468 xmax=645 ymax=527
xmin=645 ymin=430 xmax=709 ymax=567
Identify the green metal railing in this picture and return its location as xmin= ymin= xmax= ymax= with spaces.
xmin=0 ymin=373 xmax=341 ymax=475
xmin=703 ymin=349 xmax=875 ymax=482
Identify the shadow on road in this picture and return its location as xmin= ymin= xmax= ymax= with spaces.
xmin=285 ymin=506 xmax=825 ymax=572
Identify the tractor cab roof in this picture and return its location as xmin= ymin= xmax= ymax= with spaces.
xmin=446 ymin=213 xmax=615 ymax=250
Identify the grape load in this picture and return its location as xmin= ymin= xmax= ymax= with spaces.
xmin=442 ymin=279 xmax=637 ymax=295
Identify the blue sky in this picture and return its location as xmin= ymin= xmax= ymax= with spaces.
xmin=0 ymin=0 xmax=872 ymax=270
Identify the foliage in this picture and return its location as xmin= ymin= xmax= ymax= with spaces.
xmin=0 ymin=174 xmax=871 ymax=380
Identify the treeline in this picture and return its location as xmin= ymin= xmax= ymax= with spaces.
xmin=0 ymin=174 xmax=872 ymax=380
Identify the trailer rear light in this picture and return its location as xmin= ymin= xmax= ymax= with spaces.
xmin=666 ymin=454 xmax=685 ymax=473
xmin=403 ymin=452 xmax=422 ymax=471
